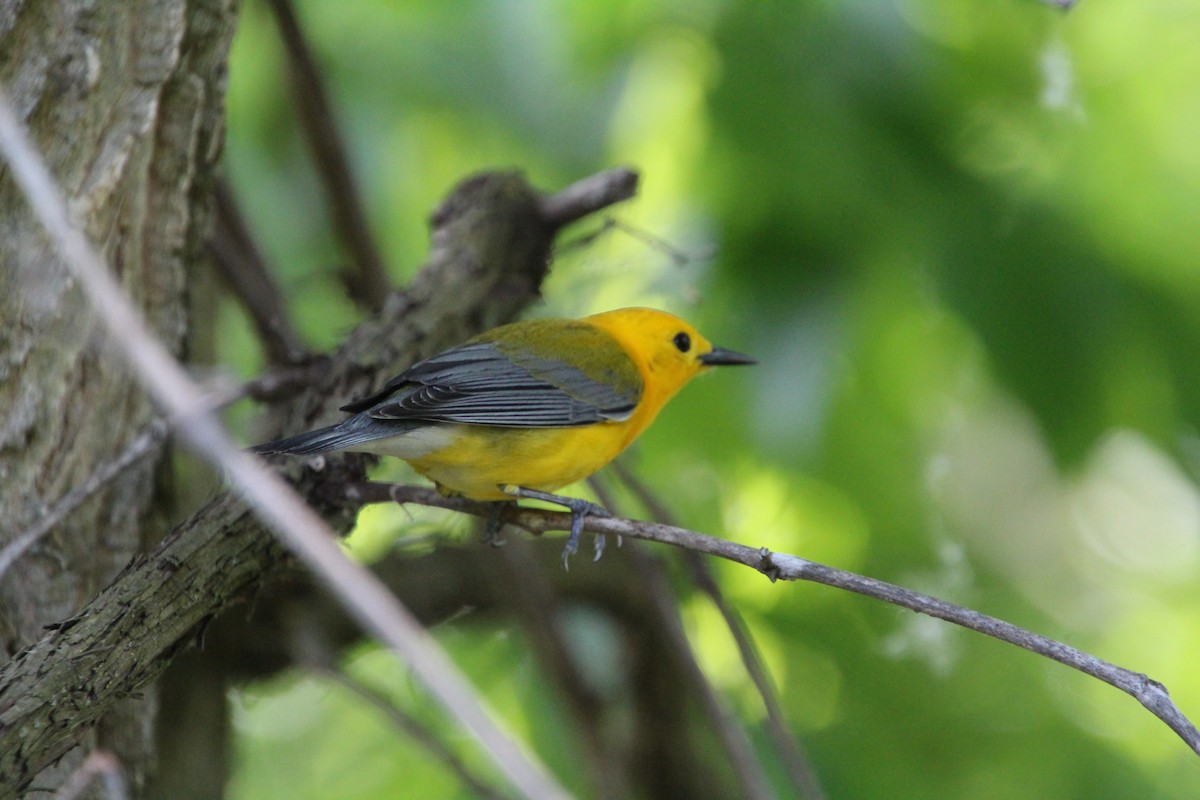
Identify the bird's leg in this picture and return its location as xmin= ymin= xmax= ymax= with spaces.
xmin=501 ymin=485 xmax=610 ymax=568
xmin=483 ymin=501 xmax=512 ymax=548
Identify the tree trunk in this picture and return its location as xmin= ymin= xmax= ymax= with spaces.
xmin=0 ymin=0 xmax=235 ymax=793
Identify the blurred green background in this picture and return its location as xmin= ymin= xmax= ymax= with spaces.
xmin=220 ymin=0 xmax=1200 ymax=797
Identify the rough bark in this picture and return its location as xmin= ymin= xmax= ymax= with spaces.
xmin=0 ymin=170 xmax=561 ymax=797
xmin=0 ymin=0 xmax=235 ymax=793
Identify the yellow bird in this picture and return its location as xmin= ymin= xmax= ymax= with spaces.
xmin=253 ymin=307 xmax=755 ymax=563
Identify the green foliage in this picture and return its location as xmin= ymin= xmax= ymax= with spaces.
xmin=224 ymin=0 xmax=1200 ymax=797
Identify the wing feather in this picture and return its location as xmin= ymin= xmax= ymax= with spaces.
xmin=340 ymin=337 xmax=641 ymax=428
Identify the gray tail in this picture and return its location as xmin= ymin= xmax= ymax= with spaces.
xmin=250 ymin=415 xmax=413 ymax=456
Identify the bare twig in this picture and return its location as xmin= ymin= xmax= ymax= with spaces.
xmin=364 ymin=481 xmax=1200 ymax=758
xmin=51 ymin=750 xmax=128 ymax=800
xmin=321 ymin=668 xmax=513 ymax=800
xmin=555 ymin=216 xmax=710 ymax=267
xmin=491 ymin=539 xmax=636 ymax=799
xmin=208 ymin=179 xmax=311 ymax=365
xmin=241 ymin=359 xmax=332 ymax=403
xmin=607 ymin=459 xmax=673 ymax=523
xmin=610 ymin=461 xmax=826 ymax=800
xmin=264 ymin=0 xmax=391 ymax=312
xmin=0 ymin=422 xmax=167 ymax=581
xmin=587 ymin=477 xmax=775 ymax=800
xmin=607 ymin=218 xmax=709 ymax=266
xmin=630 ymin=552 xmax=776 ymax=800
xmin=685 ymin=555 xmax=825 ymax=800
xmin=537 ymin=167 xmax=639 ymax=229
xmin=0 ymin=88 xmax=569 ymax=800
xmin=197 ymin=359 xmax=333 ymax=411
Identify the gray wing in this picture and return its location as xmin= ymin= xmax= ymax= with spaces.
xmin=340 ymin=341 xmax=640 ymax=428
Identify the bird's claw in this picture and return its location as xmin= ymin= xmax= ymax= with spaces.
xmin=500 ymin=486 xmax=610 ymax=570
xmin=561 ymin=498 xmax=609 ymax=569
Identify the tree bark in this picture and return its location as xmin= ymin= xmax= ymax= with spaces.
xmin=0 ymin=0 xmax=235 ymax=793
xmin=0 ymin=168 xmax=570 ymax=796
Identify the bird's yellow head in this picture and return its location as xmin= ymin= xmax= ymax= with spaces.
xmin=585 ymin=307 xmax=756 ymax=404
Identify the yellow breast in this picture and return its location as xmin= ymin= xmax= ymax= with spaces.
xmin=405 ymin=420 xmax=645 ymax=501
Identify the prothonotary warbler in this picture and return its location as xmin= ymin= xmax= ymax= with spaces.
xmin=253 ymin=307 xmax=755 ymax=564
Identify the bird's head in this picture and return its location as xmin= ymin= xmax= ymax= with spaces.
xmin=586 ymin=307 xmax=756 ymax=400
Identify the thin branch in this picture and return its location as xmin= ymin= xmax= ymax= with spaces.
xmin=537 ymin=167 xmax=639 ymax=229
xmin=587 ymin=477 xmax=775 ymax=800
xmin=208 ymin=178 xmax=311 ymax=365
xmin=320 ymin=668 xmax=513 ymax=800
xmin=363 ymin=481 xmax=1200 ymax=758
xmin=0 ymin=422 xmax=167 ymax=581
xmin=194 ymin=359 xmax=334 ymax=412
xmin=610 ymin=461 xmax=826 ymax=800
xmin=630 ymin=552 xmax=776 ymax=800
xmin=686 ymin=556 xmax=825 ymax=798
xmin=493 ymin=536 xmax=634 ymax=799
xmin=264 ymin=0 xmax=391 ymax=312
xmin=607 ymin=218 xmax=711 ymax=266
xmin=555 ymin=215 xmax=710 ymax=268
xmin=0 ymin=89 xmax=569 ymax=800
xmin=51 ymin=750 xmax=128 ymax=800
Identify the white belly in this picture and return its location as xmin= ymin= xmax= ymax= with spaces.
xmin=350 ymin=423 xmax=462 ymax=460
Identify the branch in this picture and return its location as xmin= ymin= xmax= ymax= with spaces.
xmin=608 ymin=462 xmax=826 ymax=800
xmin=208 ymin=178 xmax=311 ymax=365
xmin=586 ymin=477 xmax=776 ymax=800
xmin=1 ymin=82 xmax=626 ymax=795
xmin=630 ymin=548 xmax=776 ymax=799
xmin=361 ymin=482 xmax=1200 ymax=758
xmin=490 ymin=536 xmax=635 ymax=798
xmin=536 ymin=166 xmax=639 ymax=229
xmin=320 ymin=668 xmax=513 ymax=800
xmin=265 ymin=0 xmax=391 ymax=311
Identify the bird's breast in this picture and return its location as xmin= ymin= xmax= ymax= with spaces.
xmin=404 ymin=422 xmax=637 ymax=501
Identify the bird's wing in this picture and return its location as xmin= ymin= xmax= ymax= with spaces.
xmin=340 ymin=333 xmax=643 ymax=428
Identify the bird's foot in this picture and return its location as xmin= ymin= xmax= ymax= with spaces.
xmin=483 ymin=501 xmax=512 ymax=548
xmin=500 ymin=486 xmax=610 ymax=569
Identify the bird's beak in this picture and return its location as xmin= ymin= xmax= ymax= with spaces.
xmin=699 ymin=347 xmax=757 ymax=366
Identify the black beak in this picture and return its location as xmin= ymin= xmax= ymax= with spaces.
xmin=699 ymin=346 xmax=757 ymax=366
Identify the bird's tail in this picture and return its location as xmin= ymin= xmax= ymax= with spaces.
xmin=250 ymin=415 xmax=412 ymax=456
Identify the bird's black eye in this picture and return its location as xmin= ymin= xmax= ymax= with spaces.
xmin=673 ymin=332 xmax=691 ymax=353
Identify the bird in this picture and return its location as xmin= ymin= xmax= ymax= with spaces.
xmin=252 ymin=307 xmax=755 ymax=565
